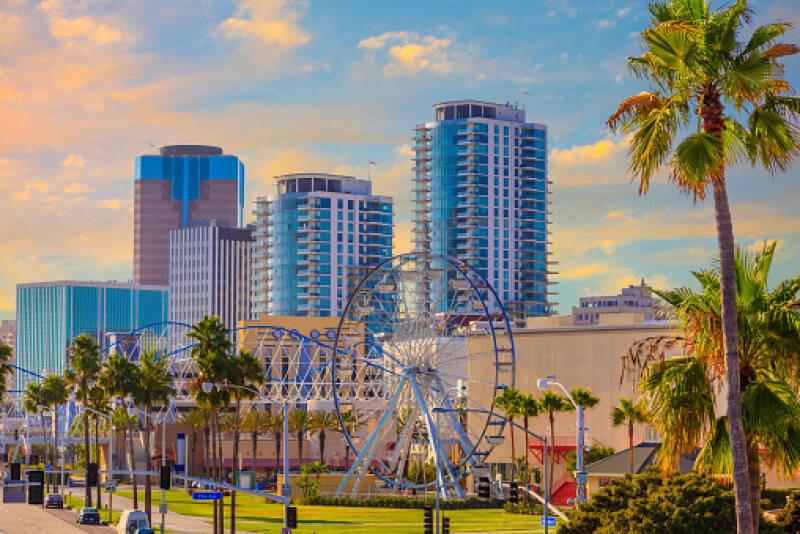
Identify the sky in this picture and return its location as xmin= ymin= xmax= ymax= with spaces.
xmin=0 ymin=0 xmax=798 ymax=319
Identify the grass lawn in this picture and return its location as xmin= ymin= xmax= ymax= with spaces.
xmin=63 ymin=493 xmax=121 ymax=525
xmin=117 ymin=490 xmax=555 ymax=533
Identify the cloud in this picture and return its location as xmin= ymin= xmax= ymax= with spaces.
xmin=61 ymin=153 xmax=85 ymax=168
xmin=12 ymin=190 xmax=31 ymax=201
xmin=27 ymin=182 xmax=50 ymax=193
xmin=63 ymin=182 xmax=93 ymax=194
xmin=597 ymin=19 xmax=615 ymax=29
xmin=219 ymin=0 xmax=309 ymax=49
xmin=560 ymin=263 xmax=608 ymax=279
xmin=617 ymin=7 xmax=631 ymax=17
xmin=550 ymin=138 xmax=627 ymax=169
xmin=38 ymin=1 xmax=124 ymax=45
xmin=358 ymin=31 xmax=455 ymax=77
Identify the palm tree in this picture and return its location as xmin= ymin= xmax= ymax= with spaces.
xmin=611 ymin=398 xmax=649 ymax=473
xmin=0 ymin=343 xmax=13 ymax=403
xmin=571 ymin=387 xmax=601 ymax=476
xmin=134 ymin=349 xmax=175 ymax=526
xmin=88 ymin=385 xmax=110 ymax=509
xmin=101 ymin=353 xmax=140 ymax=507
xmin=637 ymin=242 xmax=800 ymax=532
xmin=494 ymin=387 xmax=522 ymax=473
xmin=188 ymin=315 xmax=232 ymax=534
xmin=241 ymin=407 xmax=270 ymax=473
xmin=310 ymin=411 xmax=338 ymax=465
xmin=539 ymin=391 xmax=574 ymax=499
xmin=177 ymin=408 xmax=209 ymax=478
xmin=338 ymin=409 xmax=362 ymax=471
xmin=607 ymin=3 xmax=800 ymax=530
xmin=289 ymin=408 xmax=311 ymax=469
xmin=42 ymin=374 xmax=68 ymax=490
xmin=64 ymin=334 xmax=102 ymax=507
xmin=516 ymin=394 xmax=539 ymax=476
xmin=225 ymin=348 xmax=263 ymax=534
xmin=264 ymin=412 xmax=284 ymax=477
xmin=22 ymin=381 xmax=46 ymax=466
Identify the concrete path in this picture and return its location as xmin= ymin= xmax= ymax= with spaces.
xmin=0 ymin=501 xmax=98 ymax=534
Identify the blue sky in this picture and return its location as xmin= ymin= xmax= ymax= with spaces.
xmin=0 ymin=0 xmax=798 ymax=318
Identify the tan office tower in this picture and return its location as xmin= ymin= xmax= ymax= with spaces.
xmin=133 ymin=145 xmax=244 ymax=286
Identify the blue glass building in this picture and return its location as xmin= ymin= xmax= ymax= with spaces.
xmin=413 ymin=100 xmax=554 ymax=323
xmin=15 ymin=281 xmax=168 ymax=389
xmin=252 ymin=174 xmax=393 ymax=317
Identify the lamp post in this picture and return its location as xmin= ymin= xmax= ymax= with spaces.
xmin=84 ymin=406 xmax=115 ymax=522
xmin=202 ymin=382 xmax=292 ymax=532
xmin=537 ymin=375 xmax=587 ymax=504
xmin=135 ymin=408 xmax=168 ymax=534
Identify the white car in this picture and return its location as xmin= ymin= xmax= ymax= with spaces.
xmin=117 ymin=509 xmax=150 ymax=534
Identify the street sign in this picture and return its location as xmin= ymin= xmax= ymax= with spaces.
xmin=174 ymin=464 xmax=185 ymax=473
xmin=105 ymin=480 xmax=117 ymax=492
xmin=159 ymin=503 xmax=168 ymax=514
xmin=541 ymin=516 xmax=557 ymax=527
xmin=192 ymin=492 xmax=222 ymax=501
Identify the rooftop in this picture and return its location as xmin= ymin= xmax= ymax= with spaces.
xmin=158 ymin=145 xmax=224 ymax=157
xmin=586 ymin=442 xmax=696 ymax=476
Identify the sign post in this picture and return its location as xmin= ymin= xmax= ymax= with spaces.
xmin=105 ymin=479 xmax=117 ymax=523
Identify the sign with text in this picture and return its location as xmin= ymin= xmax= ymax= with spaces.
xmin=541 ymin=516 xmax=557 ymax=527
xmin=192 ymin=492 xmax=222 ymax=501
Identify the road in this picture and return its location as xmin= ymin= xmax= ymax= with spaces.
xmin=0 ymin=501 xmax=110 ymax=534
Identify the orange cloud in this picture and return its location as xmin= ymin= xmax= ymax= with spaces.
xmin=550 ymin=138 xmax=627 ymax=169
xmin=61 ymin=153 xmax=85 ymax=168
xmin=219 ymin=0 xmax=309 ymax=49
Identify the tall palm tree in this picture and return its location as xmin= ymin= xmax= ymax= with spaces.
xmin=0 ymin=343 xmax=13 ymax=403
xmin=23 ymin=381 xmax=46 ymax=466
xmin=134 ymin=349 xmax=175 ymax=526
xmin=264 ymin=412 xmax=283 ymax=476
xmin=494 ymin=387 xmax=522 ymax=473
xmin=241 ymin=407 xmax=269 ymax=472
xmin=42 ymin=374 xmax=69 ymax=490
xmin=607 ymin=3 xmax=800 ymax=530
xmin=101 ymin=353 xmax=140 ymax=507
xmin=516 ymin=394 xmax=539 ymax=476
xmin=225 ymin=348 xmax=263 ymax=534
xmin=338 ymin=410 xmax=362 ymax=471
xmin=539 ymin=391 xmax=574 ymax=499
xmin=289 ymin=408 xmax=311 ymax=470
xmin=88 ymin=385 xmax=110 ymax=509
xmin=310 ymin=411 xmax=338 ymax=465
xmin=638 ymin=242 xmax=800 ymax=532
xmin=187 ymin=315 xmax=232 ymax=534
xmin=64 ymin=334 xmax=102 ymax=507
xmin=611 ymin=397 xmax=649 ymax=473
xmin=177 ymin=407 xmax=209 ymax=478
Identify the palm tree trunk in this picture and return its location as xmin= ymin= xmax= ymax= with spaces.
xmin=95 ymin=420 xmax=101 ymax=511
xmin=217 ymin=413 xmax=225 ymax=534
xmin=231 ymin=400 xmax=241 ymax=534
xmin=711 ymin=172 xmax=753 ymax=533
xmin=747 ymin=442 xmax=761 ymax=534
xmin=548 ymin=416 xmax=555 ymax=500
xmin=190 ymin=430 xmax=196 ymax=478
xmin=298 ymin=432 xmax=303 ymax=469
xmin=211 ymin=411 xmax=218 ymax=534
xmin=251 ymin=432 xmax=257 ymax=473
xmin=628 ymin=421 xmax=634 ymax=473
xmin=53 ymin=410 xmax=59 ymax=491
xmin=83 ymin=405 xmax=92 ymax=507
xmin=319 ymin=431 xmax=325 ymax=464
xmin=204 ymin=425 xmax=210 ymax=479
xmin=509 ymin=417 xmax=515 ymax=478
xmin=125 ymin=409 xmax=138 ymax=509
xmin=523 ymin=415 xmax=529 ymax=476
xmin=144 ymin=421 xmax=152 ymax=526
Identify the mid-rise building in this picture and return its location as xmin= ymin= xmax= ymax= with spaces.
xmin=572 ymin=279 xmax=661 ymax=325
xmin=134 ymin=144 xmax=245 ymax=286
xmin=252 ymin=173 xmax=393 ymax=317
xmin=15 ymin=281 xmax=167 ymax=389
xmin=168 ymin=221 xmax=254 ymax=340
xmin=412 ymin=100 xmax=555 ymax=323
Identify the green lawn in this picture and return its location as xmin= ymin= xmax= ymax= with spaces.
xmin=63 ymin=493 xmax=121 ymax=525
xmin=116 ymin=490 xmax=554 ymax=533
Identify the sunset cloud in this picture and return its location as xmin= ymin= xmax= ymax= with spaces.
xmin=359 ymin=31 xmax=455 ymax=77
xmin=219 ymin=0 xmax=310 ymax=49
xmin=61 ymin=153 xmax=85 ymax=168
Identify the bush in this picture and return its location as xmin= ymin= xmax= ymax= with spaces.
xmin=765 ymin=489 xmax=799 ymax=510
xmin=503 ymin=501 xmax=543 ymax=515
xmin=776 ymin=491 xmax=800 ymax=533
xmin=295 ymin=494 xmax=504 ymax=509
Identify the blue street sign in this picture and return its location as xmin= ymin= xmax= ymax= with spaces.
xmin=192 ymin=492 xmax=222 ymax=500
xmin=174 ymin=464 xmax=185 ymax=473
xmin=541 ymin=516 xmax=556 ymax=527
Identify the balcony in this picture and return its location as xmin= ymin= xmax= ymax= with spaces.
xmin=412 ymin=164 xmax=430 ymax=173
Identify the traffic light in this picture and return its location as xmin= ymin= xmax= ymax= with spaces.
xmin=28 ymin=469 xmax=44 ymax=505
xmin=423 ymin=505 xmax=433 ymax=534
xmin=286 ymin=506 xmax=298 ymax=528
xmin=509 ymin=481 xmax=519 ymax=504
xmin=442 ymin=516 xmax=451 ymax=534
xmin=477 ymin=476 xmax=490 ymax=500
xmin=87 ymin=462 xmax=99 ymax=487
xmin=160 ymin=465 xmax=171 ymax=490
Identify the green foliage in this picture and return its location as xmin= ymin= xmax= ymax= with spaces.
xmin=295 ymin=494 xmax=504 ymax=509
xmin=503 ymin=501 xmax=543 ymax=515
xmin=566 ymin=445 xmax=615 ymax=474
xmin=776 ymin=491 xmax=800 ymax=533
xmin=408 ymin=461 xmax=436 ymax=484
xmin=0 ymin=342 xmax=12 ymax=402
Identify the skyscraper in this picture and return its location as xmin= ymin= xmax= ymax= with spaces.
xmin=252 ymin=173 xmax=393 ymax=317
xmin=134 ymin=144 xmax=244 ymax=286
xmin=168 ymin=221 xmax=254 ymax=337
xmin=15 ymin=281 xmax=167 ymax=390
xmin=412 ymin=100 xmax=554 ymax=322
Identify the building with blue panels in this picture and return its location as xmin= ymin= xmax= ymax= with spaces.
xmin=134 ymin=144 xmax=244 ymax=286
xmin=252 ymin=173 xmax=393 ymax=317
xmin=15 ymin=281 xmax=167 ymax=389
xmin=412 ymin=100 xmax=555 ymax=323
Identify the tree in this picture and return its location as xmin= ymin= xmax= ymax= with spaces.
xmin=225 ymin=348 xmax=263 ymax=534
xmin=64 ymin=334 xmax=102 ymax=507
xmin=310 ymin=411 xmax=338 ymax=465
xmin=188 ymin=315 xmax=233 ymax=534
xmin=516 ymin=394 xmax=539 ymax=476
xmin=241 ymin=407 xmax=270 ymax=473
xmin=264 ymin=412 xmax=283 ymax=477
xmin=102 ymin=353 xmax=140 ymax=507
xmin=539 ymin=390 xmax=574 ymax=499
xmin=607 ymin=2 xmax=800 ymax=530
xmin=776 ymin=491 xmax=800 ymax=533
xmin=0 ymin=343 xmax=13 ymax=403
xmin=134 ymin=349 xmax=175 ymax=526
xmin=289 ymin=408 xmax=311 ymax=469
xmin=494 ymin=387 xmax=523 ymax=474
xmin=338 ymin=409 xmax=362 ymax=470
xmin=177 ymin=407 xmax=209 ymax=478
xmin=566 ymin=445 xmax=615 ymax=474
xmin=23 ymin=381 xmax=46 ymax=466
xmin=637 ymin=242 xmax=800 ymax=533
xmin=611 ymin=397 xmax=649 ymax=473
xmin=88 ymin=385 xmax=110 ymax=509
xmin=42 ymin=374 xmax=69 ymax=490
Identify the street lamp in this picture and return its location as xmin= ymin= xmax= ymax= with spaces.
xmin=202 ymin=382 xmax=292 ymax=532
xmin=537 ymin=375 xmax=587 ymax=504
xmin=84 ymin=406 xmax=114 ymax=522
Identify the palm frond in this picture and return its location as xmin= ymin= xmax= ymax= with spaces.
xmin=694 ymin=416 xmax=732 ymax=474
xmin=607 ymin=91 xmax=664 ymax=131
xmin=744 ymin=22 xmax=794 ymax=54
xmin=746 ymin=106 xmax=800 ymax=173
xmin=668 ymin=132 xmax=724 ymax=200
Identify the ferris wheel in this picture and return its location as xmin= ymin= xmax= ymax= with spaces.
xmin=332 ymin=252 xmax=515 ymax=498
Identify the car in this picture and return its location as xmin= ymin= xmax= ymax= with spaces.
xmin=117 ymin=509 xmax=150 ymax=534
xmin=134 ymin=530 xmax=155 ymax=534
xmin=76 ymin=507 xmax=101 ymax=524
xmin=44 ymin=493 xmax=63 ymax=509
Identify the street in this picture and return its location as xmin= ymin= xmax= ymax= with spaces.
xmin=0 ymin=501 xmax=110 ymax=534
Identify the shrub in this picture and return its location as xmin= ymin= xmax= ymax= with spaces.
xmin=776 ymin=491 xmax=800 ymax=533
xmin=295 ymin=494 xmax=504 ymax=509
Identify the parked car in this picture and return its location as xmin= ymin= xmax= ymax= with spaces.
xmin=44 ymin=493 xmax=63 ymax=509
xmin=117 ymin=509 xmax=150 ymax=534
xmin=76 ymin=507 xmax=100 ymax=524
